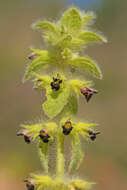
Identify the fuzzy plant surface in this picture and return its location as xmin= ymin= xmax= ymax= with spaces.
xmin=17 ymin=7 xmax=107 ymax=190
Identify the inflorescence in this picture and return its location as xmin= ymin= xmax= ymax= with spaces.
xmin=17 ymin=7 xmax=106 ymax=190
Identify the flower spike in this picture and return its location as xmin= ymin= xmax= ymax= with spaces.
xmin=18 ymin=6 xmax=106 ymax=190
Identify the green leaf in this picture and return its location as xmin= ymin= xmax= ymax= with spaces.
xmin=69 ymin=80 xmax=92 ymax=97
xmin=71 ymin=179 xmax=94 ymax=190
xmin=69 ymin=133 xmax=83 ymax=172
xmin=45 ymin=122 xmax=57 ymax=138
xmin=34 ymin=21 xmax=57 ymax=34
xmin=83 ymin=12 xmax=95 ymax=27
xmin=23 ymin=50 xmax=51 ymax=81
xmin=57 ymin=36 xmax=84 ymax=50
xmin=74 ymin=122 xmax=97 ymax=139
xmin=21 ymin=123 xmax=42 ymax=141
xmin=32 ymin=73 xmax=51 ymax=83
xmin=31 ymin=174 xmax=53 ymax=188
xmin=63 ymin=95 xmax=78 ymax=116
xmin=32 ymin=73 xmax=51 ymax=90
xmin=61 ymin=8 xmax=82 ymax=33
xmin=34 ymin=21 xmax=60 ymax=44
xmin=69 ymin=57 xmax=102 ymax=79
xmin=69 ymin=38 xmax=84 ymax=49
xmin=57 ymin=95 xmax=78 ymax=121
xmin=20 ymin=122 xmax=58 ymax=143
xmin=30 ymin=48 xmax=48 ymax=55
xmin=57 ymin=34 xmax=72 ymax=47
xmin=79 ymin=31 xmax=107 ymax=44
xmin=42 ymin=84 xmax=70 ymax=118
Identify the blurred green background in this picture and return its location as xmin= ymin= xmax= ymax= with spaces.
xmin=0 ymin=0 xmax=127 ymax=189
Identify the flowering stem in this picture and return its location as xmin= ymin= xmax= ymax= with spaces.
xmin=19 ymin=7 xmax=106 ymax=190
xmin=56 ymin=131 xmax=64 ymax=177
xmin=38 ymin=141 xmax=49 ymax=174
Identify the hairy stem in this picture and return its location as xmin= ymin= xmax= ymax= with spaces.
xmin=38 ymin=141 xmax=49 ymax=174
xmin=56 ymin=131 xmax=64 ymax=177
xmin=69 ymin=133 xmax=83 ymax=173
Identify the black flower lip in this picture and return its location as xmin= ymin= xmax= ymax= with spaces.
xmin=62 ymin=121 xmax=73 ymax=135
xmin=51 ymin=77 xmax=62 ymax=91
xmin=88 ymin=130 xmax=100 ymax=141
xmin=24 ymin=179 xmax=34 ymax=190
xmin=17 ymin=131 xmax=31 ymax=144
xmin=39 ymin=130 xmax=50 ymax=143
xmin=24 ymin=135 xmax=31 ymax=144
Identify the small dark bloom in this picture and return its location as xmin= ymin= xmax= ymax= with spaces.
xmin=28 ymin=52 xmax=37 ymax=60
xmin=24 ymin=179 xmax=34 ymax=190
xmin=17 ymin=131 xmax=31 ymax=144
xmin=88 ymin=130 xmax=100 ymax=141
xmin=75 ymin=187 xmax=81 ymax=190
xmin=80 ymin=87 xmax=98 ymax=102
xmin=62 ymin=121 xmax=73 ymax=135
xmin=50 ymin=77 xmax=62 ymax=91
xmin=24 ymin=135 xmax=31 ymax=144
xmin=39 ymin=130 xmax=50 ymax=143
